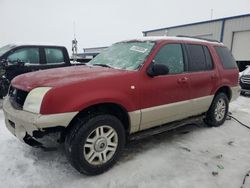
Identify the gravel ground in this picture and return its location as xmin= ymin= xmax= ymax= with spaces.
xmin=0 ymin=96 xmax=250 ymax=188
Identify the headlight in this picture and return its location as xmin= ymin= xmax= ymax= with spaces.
xmin=23 ymin=87 xmax=51 ymax=113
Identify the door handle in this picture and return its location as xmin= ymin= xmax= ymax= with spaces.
xmin=178 ymin=77 xmax=188 ymax=83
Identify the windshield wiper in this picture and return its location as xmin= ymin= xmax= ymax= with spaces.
xmin=92 ymin=63 xmax=113 ymax=68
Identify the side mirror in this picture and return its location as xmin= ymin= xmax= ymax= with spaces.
xmin=147 ymin=63 xmax=169 ymax=77
xmin=16 ymin=59 xmax=25 ymax=66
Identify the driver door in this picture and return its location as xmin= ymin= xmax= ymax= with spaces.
xmin=140 ymin=43 xmax=192 ymax=130
xmin=5 ymin=47 xmax=41 ymax=80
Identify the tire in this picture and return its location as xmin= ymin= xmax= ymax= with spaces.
xmin=0 ymin=80 xmax=4 ymax=99
xmin=0 ymin=90 xmax=3 ymax=99
xmin=240 ymin=91 xmax=245 ymax=96
xmin=204 ymin=93 xmax=229 ymax=127
xmin=65 ymin=114 xmax=125 ymax=175
xmin=0 ymin=78 xmax=9 ymax=98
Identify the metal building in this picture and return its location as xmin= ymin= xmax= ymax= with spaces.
xmin=76 ymin=47 xmax=107 ymax=61
xmin=83 ymin=47 xmax=108 ymax=54
xmin=143 ymin=14 xmax=250 ymax=71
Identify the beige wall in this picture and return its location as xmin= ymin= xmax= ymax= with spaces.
xmin=146 ymin=30 xmax=167 ymax=36
xmin=167 ymin=21 xmax=222 ymax=41
xmin=145 ymin=21 xmax=223 ymax=41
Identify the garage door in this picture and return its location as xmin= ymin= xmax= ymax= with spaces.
xmin=232 ymin=30 xmax=250 ymax=61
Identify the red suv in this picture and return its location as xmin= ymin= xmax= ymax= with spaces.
xmin=3 ymin=36 xmax=240 ymax=175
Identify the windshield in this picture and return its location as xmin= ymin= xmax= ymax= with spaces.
xmin=0 ymin=44 xmax=16 ymax=57
xmin=87 ymin=41 xmax=155 ymax=70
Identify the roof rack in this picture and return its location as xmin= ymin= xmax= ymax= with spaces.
xmin=176 ymin=35 xmax=221 ymax=43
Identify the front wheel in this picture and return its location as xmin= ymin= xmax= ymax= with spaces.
xmin=204 ymin=93 xmax=229 ymax=127
xmin=65 ymin=114 xmax=125 ymax=175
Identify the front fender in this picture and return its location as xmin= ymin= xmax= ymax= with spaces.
xmin=41 ymin=88 xmax=139 ymax=115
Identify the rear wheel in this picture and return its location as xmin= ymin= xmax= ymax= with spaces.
xmin=65 ymin=114 xmax=125 ymax=175
xmin=204 ymin=93 xmax=229 ymax=127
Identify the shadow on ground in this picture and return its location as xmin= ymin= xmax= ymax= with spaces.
xmin=23 ymin=121 xmax=206 ymax=176
xmin=123 ymin=122 xmax=205 ymax=162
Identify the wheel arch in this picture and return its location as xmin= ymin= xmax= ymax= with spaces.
xmin=214 ymin=86 xmax=232 ymax=101
xmin=63 ymin=102 xmax=131 ymax=140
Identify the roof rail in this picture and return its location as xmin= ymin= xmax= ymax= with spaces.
xmin=176 ymin=35 xmax=221 ymax=43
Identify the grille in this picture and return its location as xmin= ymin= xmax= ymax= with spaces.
xmin=9 ymin=86 xmax=28 ymax=110
xmin=241 ymin=76 xmax=250 ymax=84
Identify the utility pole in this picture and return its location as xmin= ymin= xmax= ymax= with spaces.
xmin=72 ymin=22 xmax=78 ymax=62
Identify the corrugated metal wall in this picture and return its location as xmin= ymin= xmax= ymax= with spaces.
xmin=144 ymin=15 xmax=250 ymax=62
xmin=166 ymin=21 xmax=222 ymax=41
xmin=146 ymin=30 xmax=167 ymax=36
xmin=144 ymin=21 xmax=223 ymax=40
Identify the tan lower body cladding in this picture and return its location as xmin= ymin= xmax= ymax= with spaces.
xmin=129 ymin=86 xmax=240 ymax=133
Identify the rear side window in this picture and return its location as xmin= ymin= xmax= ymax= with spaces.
xmin=45 ymin=48 xmax=64 ymax=64
xmin=203 ymin=46 xmax=213 ymax=70
xmin=186 ymin=44 xmax=213 ymax=72
xmin=215 ymin=46 xmax=237 ymax=69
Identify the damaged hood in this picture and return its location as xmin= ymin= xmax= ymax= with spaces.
xmin=11 ymin=65 xmax=128 ymax=91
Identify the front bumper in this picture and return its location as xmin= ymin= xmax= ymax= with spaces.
xmin=3 ymin=97 xmax=77 ymax=146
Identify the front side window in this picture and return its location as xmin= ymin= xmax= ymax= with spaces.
xmin=87 ymin=41 xmax=155 ymax=70
xmin=154 ymin=44 xmax=184 ymax=74
xmin=45 ymin=48 xmax=64 ymax=64
xmin=7 ymin=48 xmax=39 ymax=64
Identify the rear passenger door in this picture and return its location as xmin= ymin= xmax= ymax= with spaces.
xmin=41 ymin=47 xmax=69 ymax=70
xmin=184 ymin=44 xmax=218 ymax=115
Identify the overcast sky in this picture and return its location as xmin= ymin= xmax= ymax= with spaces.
xmin=1 ymin=0 xmax=250 ymax=54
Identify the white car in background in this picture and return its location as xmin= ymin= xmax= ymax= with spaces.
xmin=239 ymin=66 xmax=250 ymax=95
